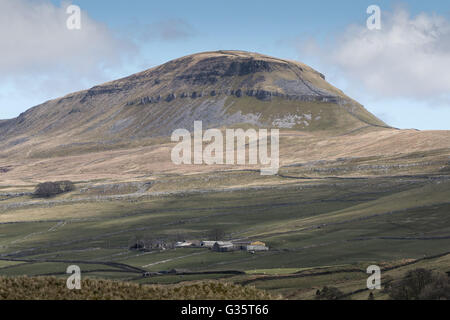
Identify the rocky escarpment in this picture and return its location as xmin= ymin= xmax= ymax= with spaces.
xmin=125 ymin=88 xmax=345 ymax=107
xmin=91 ymin=51 xmax=342 ymax=107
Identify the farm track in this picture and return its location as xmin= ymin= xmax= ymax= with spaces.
xmin=141 ymin=251 xmax=206 ymax=268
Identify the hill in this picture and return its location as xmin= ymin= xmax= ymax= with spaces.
xmin=0 ymin=50 xmax=386 ymax=142
xmin=0 ymin=51 xmax=449 ymax=185
xmin=0 ymin=51 xmax=449 ymax=300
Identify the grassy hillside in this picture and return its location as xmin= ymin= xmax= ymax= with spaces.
xmin=0 ymin=50 xmax=448 ymax=300
xmin=0 ymin=171 xmax=448 ymax=299
xmin=1 ymin=127 xmax=449 ymax=186
xmin=0 ymin=50 xmax=387 ymax=159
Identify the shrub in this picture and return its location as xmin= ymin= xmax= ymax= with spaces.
xmin=315 ymin=286 xmax=348 ymax=300
xmin=129 ymin=240 xmax=146 ymax=251
xmin=58 ymin=181 xmax=75 ymax=193
xmin=209 ymin=228 xmax=225 ymax=241
xmin=0 ymin=276 xmax=279 ymax=300
xmin=418 ymin=272 xmax=450 ymax=300
xmin=387 ymin=268 xmax=450 ymax=300
xmin=34 ymin=181 xmax=75 ymax=198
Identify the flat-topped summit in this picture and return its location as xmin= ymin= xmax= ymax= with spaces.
xmin=0 ymin=51 xmax=387 ymax=148
xmin=89 ymin=50 xmax=360 ymax=105
xmin=0 ymin=51 xmax=449 ymax=186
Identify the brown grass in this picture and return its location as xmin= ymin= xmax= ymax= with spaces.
xmin=1 ymin=128 xmax=449 ymax=187
xmin=0 ymin=276 xmax=279 ymax=300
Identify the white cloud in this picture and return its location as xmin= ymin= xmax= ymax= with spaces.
xmin=301 ymin=8 xmax=450 ymax=101
xmin=0 ymin=0 xmax=137 ymax=118
xmin=0 ymin=0 xmax=135 ymax=76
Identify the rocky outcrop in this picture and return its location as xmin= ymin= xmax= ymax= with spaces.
xmin=125 ymin=89 xmax=346 ymax=107
xmin=173 ymin=57 xmax=276 ymax=86
xmin=165 ymin=93 xmax=176 ymax=102
xmin=224 ymin=59 xmax=274 ymax=76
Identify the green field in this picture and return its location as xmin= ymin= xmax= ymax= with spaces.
xmin=0 ymin=172 xmax=449 ymax=299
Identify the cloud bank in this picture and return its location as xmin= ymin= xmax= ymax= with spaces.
xmin=301 ymin=8 xmax=450 ymax=102
xmin=0 ymin=0 xmax=200 ymax=119
xmin=0 ymin=0 xmax=136 ymax=79
xmin=0 ymin=0 xmax=137 ymax=119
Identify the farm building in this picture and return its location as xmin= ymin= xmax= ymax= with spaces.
xmin=232 ymin=241 xmax=251 ymax=250
xmin=229 ymin=240 xmax=269 ymax=251
xmin=175 ymin=241 xmax=193 ymax=248
xmin=245 ymin=241 xmax=269 ymax=251
xmin=212 ymin=242 xmax=235 ymax=252
xmin=195 ymin=240 xmax=269 ymax=252
xmin=200 ymin=241 xmax=233 ymax=248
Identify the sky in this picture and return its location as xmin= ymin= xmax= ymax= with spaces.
xmin=1 ymin=0 xmax=450 ymax=130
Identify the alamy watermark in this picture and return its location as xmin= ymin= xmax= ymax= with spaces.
xmin=66 ymin=265 xmax=81 ymax=290
xmin=367 ymin=5 xmax=381 ymax=30
xmin=66 ymin=5 xmax=81 ymax=30
xmin=367 ymin=265 xmax=381 ymax=290
xmin=171 ymin=121 xmax=279 ymax=175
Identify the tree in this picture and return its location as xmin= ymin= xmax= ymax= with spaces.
xmin=33 ymin=181 xmax=75 ymax=198
xmin=387 ymin=268 xmax=450 ymax=300
xmin=209 ymin=228 xmax=225 ymax=241
xmin=58 ymin=181 xmax=75 ymax=193
xmin=129 ymin=239 xmax=145 ymax=251
xmin=315 ymin=286 xmax=348 ymax=300
xmin=128 ymin=235 xmax=145 ymax=251
xmin=419 ymin=272 xmax=450 ymax=300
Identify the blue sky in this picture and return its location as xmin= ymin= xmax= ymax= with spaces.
xmin=1 ymin=0 xmax=450 ymax=129
xmin=64 ymin=0 xmax=450 ymax=66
